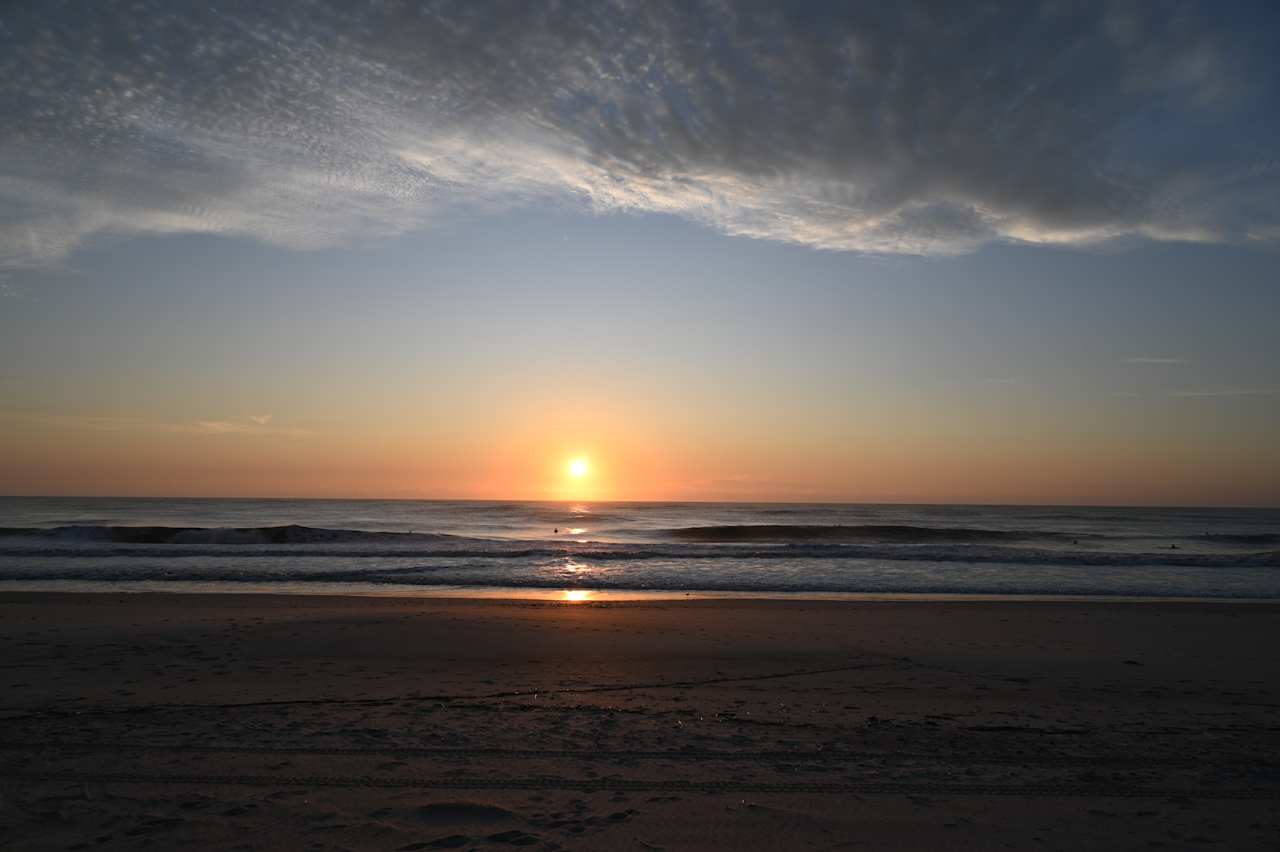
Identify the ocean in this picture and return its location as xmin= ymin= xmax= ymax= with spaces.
xmin=0 ymin=497 xmax=1277 ymax=599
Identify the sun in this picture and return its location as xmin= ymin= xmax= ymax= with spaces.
xmin=568 ymin=457 xmax=589 ymax=478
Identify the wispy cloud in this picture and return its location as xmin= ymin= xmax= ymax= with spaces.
xmin=191 ymin=420 xmax=288 ymax=436
xmin=0 ymin=411 xmax=313 ymax=438
xmin=248 ymin=414 xmax=273 ymax=426
xmin=1169 ymin=388 xmax=1280 ymax=398
xmin=1124 ymin=357 xmax=1189 ymax=364
xmin=0 ymin=2 xmax=1277 ymax=268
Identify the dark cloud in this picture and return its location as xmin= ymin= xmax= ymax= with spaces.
xmin=1 ymin=0 xmax=1277 ymax=266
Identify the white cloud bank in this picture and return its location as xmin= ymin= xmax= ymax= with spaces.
xmin=1 ymin=1 xmax=1277 ymax=268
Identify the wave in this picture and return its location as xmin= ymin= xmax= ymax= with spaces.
xmin=0 ymin=524 xmax=451 ymax=545
xmin=0 ymin=561 xmax=1276 ymax=599
xmin=6 ymin=521 xmax=1274 ymax=550
xmin=665 ymin=524 xmax=1079 ymax=544
xmin=2 ymin=542 xmax=1277 ymax=570
xmin=1201 ymin=533 xmax=1280 ymax=546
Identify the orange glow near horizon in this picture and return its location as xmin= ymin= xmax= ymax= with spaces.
xmin=3 ymin=383 xmax=1279 ymax=505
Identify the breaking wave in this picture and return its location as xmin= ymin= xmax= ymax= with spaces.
xmin=665 ymin=524 xmax=1080 ymax=543
xmin=0 ymin=524 xmax=450 ymax=544
xmin=0 ymin=525 xmax=1277 ymax=569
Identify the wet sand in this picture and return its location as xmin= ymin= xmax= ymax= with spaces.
xmin=1 ymin=592 xmax=1278 ymax=850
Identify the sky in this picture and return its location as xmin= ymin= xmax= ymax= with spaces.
xmin=1 ymin=1 xmax=1278 ymax=505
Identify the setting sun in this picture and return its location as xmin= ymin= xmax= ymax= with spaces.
xmin=568 ymin=457 xmax=589 ymax=478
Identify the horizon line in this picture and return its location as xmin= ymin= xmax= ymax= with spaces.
xmin=2 ymin=494 xmax=1278 ymax=511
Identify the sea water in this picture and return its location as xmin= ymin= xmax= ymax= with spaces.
xmin=0 ymin=497 xmax=1277 ymax=598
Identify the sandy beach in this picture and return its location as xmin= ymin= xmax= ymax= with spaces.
xmin=2 ymin=592 xmax=1278 ymax=850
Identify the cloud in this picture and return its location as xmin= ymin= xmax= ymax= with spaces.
xmin=0 ymin=410 xmax=312 ymax=437
xmin=1169 ymin=388 xmax=1280 ymax=398
xmin=1 ymin=1 xmax=1278 ymax=267
xmin=248 ymin=414 xmax=273 ymax=425
xmin=192 ymin=420 xmax=258 ymax=435
xmin=1124 ymin=357 xmax=1188 ymax=364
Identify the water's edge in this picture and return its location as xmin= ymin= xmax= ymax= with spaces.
xmin=2 ymin=579 xmax=1276 ymax=604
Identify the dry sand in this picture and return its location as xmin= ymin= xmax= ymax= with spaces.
xmin=1 ymin=592 xmax=1278 ymax=850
